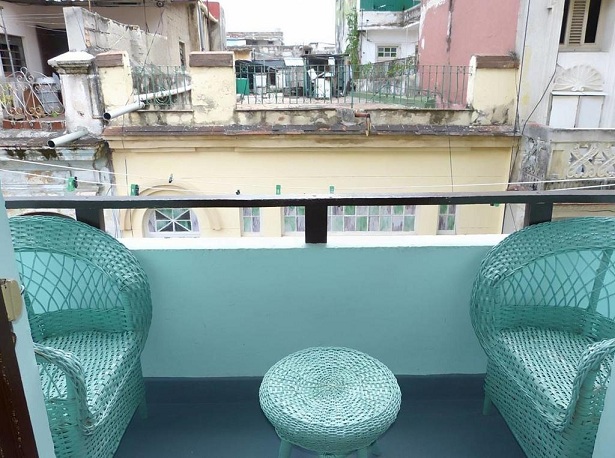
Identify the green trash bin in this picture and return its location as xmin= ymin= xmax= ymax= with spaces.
xmin=236 ymin=78 xmax=249 ymax=95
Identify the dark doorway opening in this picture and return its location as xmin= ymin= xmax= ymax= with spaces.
xmin=36 ymin=27 xmax=69 ymax=75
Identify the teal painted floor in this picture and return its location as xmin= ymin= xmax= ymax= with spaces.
xmin=116 ymin=376 xmax=525 ymax=458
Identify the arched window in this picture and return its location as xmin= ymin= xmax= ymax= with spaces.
xmin=145 ymin=208 xmax=200 ymax=238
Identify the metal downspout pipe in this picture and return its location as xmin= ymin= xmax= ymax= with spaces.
xmin=102 ymin=85 xmax=192 ymax=121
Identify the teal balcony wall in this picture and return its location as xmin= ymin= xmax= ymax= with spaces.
xmin=360 ymin=0 xmax=420 ymax=11
xmin=127 ymin=239 xmax=500 ymax=378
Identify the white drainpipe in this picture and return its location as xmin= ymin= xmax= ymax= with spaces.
xmin=47 ymin=129 xmax=89 ymax=148
xmin=103 ymin=85 xmax=192 ymax=121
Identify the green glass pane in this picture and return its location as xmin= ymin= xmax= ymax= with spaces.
xmin=173 ymin=208 xmax=188 ymax=219
xmin=448 ymin=216 xmax=455 ymax=229
xmin=380 ymin=216 xmax=391 ymax=231
xmin=439 ymin=205 xmax=447 ymax=214
xmin=253 ymin=207 xmax=261 ymax=216
xmin=393 ymin=205 xmax=404 ymax=215
xmin=158 ymin=208 xmax=173 ymax=218
xmin=344 ymin=206 xmax=356 ymax=216
xmin=332 ymin=216 xmax=344 ymax=232
xmin=156 ymin=220 xmax=171 ymax=231
xmin=297 ymin=207 xmax=305 ymax=216
xmin=174 ymin=222 xmax=189 ymax=232
xmin=356 ymin=216 xmax=368 ymax=231
xmin=284 ymin=217 xmax=296 ymax=232
xmin=176 ymin=211 xmax=191 ymax=222
xmin=403 ymin=216 xmax=415 ymax=231
xmin=369 ymin=206 xmax=380 ymax=216
xmin=243 ymin=218 xmax=252 ymax=233
xmin=176 ymin=220 xmax=192 ymax=231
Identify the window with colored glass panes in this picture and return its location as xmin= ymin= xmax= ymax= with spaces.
xmin=328 ymin=205 xmax=416 ymax=232
xmin=283 ymin=206 xmax=305 ymax=233
xmin=146 ymin=208 xmax=199 ymax=237
xmin=437 ymin=205 xmax=456 ymax=233
xmin=242 ymin=207 xmax=261 ymax=234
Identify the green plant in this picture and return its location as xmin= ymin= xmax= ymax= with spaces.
xmin=345 ymin=10 xmax=360 ymax=74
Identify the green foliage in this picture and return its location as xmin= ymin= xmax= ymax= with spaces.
xmin=345 ymin=10 xmax=360 ymax=74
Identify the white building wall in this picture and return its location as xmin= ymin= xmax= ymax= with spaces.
xmin=360 ymin=27 xmax=418 ymax=64
xmin=0 ymin=1 xmax=64 ymax=74
xmin=517 ymin=0 xmax=615 ymax=129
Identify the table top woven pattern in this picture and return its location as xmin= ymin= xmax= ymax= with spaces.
xmin=259 ymin=347 xmax=401 ymax=454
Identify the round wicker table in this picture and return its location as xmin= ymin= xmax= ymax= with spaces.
xmin=259 ymin=347 xmax=401 ymax=458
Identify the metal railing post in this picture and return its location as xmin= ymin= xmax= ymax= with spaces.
xmin=305 ymin=204 xmax=328 ymax=244
xmin=75 ymin=208 xmax=105 ymax=231
xmin=524 ymin=202 xmax=553 ymax=227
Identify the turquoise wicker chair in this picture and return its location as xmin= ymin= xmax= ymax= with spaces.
xmin=471 ymin=217 xmax=615 ymax=457
xmin=10 ymin=215 xmax=152 ymax=458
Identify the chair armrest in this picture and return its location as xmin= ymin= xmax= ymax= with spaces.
xmin=33 ymin=343 xmax=92 ymax=428
xmin=560 ymin=338 xmax=615 ymax=431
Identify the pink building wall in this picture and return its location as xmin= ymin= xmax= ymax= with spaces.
xmin=419 ymin=0 xmax=521 ymax=67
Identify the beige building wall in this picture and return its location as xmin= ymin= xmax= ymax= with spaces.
xmin=109 ymin=134 xmax=513 ymax=238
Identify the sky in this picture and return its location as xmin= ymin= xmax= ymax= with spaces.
xmin=220 ymin=0 xmax=336 ymax=46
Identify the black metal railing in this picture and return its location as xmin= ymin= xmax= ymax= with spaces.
xmin=236 ymin=58 xmax=470 ymax=109
xmin=5 ymin=191 xmax=615 ymax=243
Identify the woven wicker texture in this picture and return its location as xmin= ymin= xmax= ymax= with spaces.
xmin=470 ymin=217 xmax=615 ymax=458
xmin=259 ymin=347 xmax=401 ymax=456
xmin=10 ymin=216 xmax=152 ymax=458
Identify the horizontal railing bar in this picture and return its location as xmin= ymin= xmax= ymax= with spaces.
xmin=5 ymin=191 xmax=615 ymax=210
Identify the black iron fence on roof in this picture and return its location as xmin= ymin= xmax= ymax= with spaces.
xmin=235 ymin=57 xmax=471 ymax=109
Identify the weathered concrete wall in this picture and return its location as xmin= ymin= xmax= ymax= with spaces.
xmin=64 ymin=4 xmax=199 ymax=66
xmin=0 ymin=138 xmax=112 ymax=203
xmin=466 ymin=57 xmax=518 ymax=126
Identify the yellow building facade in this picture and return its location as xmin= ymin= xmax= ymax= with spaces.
xmin=98 ymin=51 xmax=518 ymax=238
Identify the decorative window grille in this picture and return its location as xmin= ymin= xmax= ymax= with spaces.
xmin=146 ymin=208 xmax=199 ymax=237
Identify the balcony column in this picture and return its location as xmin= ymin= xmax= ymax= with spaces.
xmin=189 ymin=52 xmax=236 ymax=125
xmin=466 ymin=55 xmax=519 ymax=126
xmin=95 ymin=51 xmax=134 ymax=126
xmin=48 ymin=51 xmax=102 ymax=135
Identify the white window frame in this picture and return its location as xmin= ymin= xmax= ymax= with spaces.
xmin=145 ymin=208 xmax=200 ymax=238
xmin=328 ymin=205 xmax=416 ymax=234
xmin=437 ymin=205 xmax=457 ymax=234
xmin=376 ymin=45 xmax=399 ymax=62
xmin=559 ymin=0 xmax=604 ymax=51
xmin=241 ymin=207 xmax=261 ymax=235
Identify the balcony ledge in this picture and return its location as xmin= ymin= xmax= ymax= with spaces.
xmin=120 ymin=234 xmax=509 ymax=252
